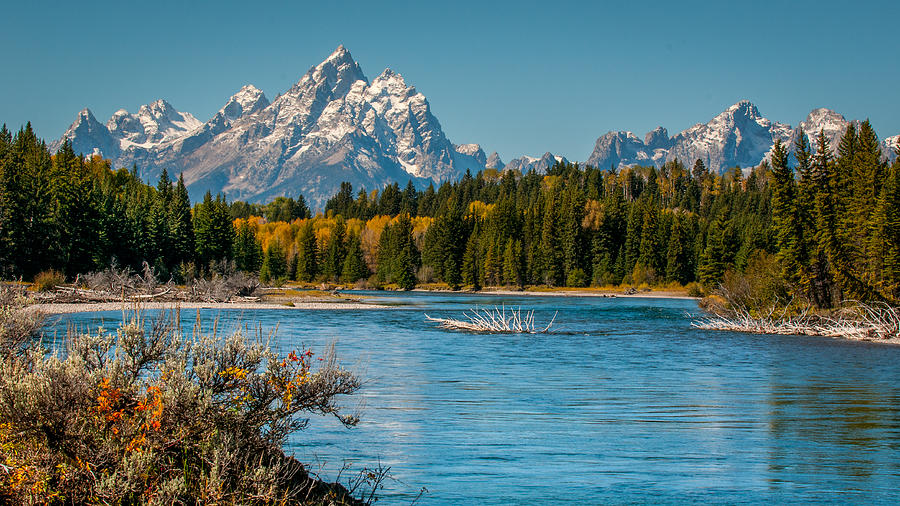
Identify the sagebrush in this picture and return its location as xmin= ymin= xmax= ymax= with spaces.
xmin=0 ymin=290 xmax=367 ymax=504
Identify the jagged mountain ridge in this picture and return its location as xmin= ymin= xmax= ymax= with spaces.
xmin=54 ymin=47 xmax=899 ymax=207
xmin=54 ymin=46 xmax=538 ymax=207
xmin=587 ymin=101 xmax=898 ymax=171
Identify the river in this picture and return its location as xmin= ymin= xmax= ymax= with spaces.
xmin=53 ymin=291 xmax=900 ymax=503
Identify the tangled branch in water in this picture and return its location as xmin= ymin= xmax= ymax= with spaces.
xmin=692 ymin=298 xmax=900 ymax=341
xmin=425 ymin=306 xmax=557 ymax=333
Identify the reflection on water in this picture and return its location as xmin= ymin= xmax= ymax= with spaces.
xmin=51 ymin=292 xmax=900 ymax=503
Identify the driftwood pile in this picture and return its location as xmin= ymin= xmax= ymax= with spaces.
xmin=692 ymin=299 xmax=900 ymax=341
xmin=32 ymin=262 xmax=260 ymax=304
xmin=425 ymin=306 xmax=557 ymax=333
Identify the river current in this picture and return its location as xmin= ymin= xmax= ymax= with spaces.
xmin=54 ymin=291 xmax=900 ymax=503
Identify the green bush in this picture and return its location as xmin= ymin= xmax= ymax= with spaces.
xmin=32 ymin=270 xmax=65 ymax=292
xmin=0 ymin=293 xmax=367 ymax=504
xmin=566 ymin=268 xmax=588 ymax=288
xmin=685 ymin=282 xmax=705 ymax=298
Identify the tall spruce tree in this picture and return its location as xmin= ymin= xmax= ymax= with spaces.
xmin=323 ymin=218 xmax=347 ymax=281
xmin=169 ymin=174 xmax=195 ymax=268
xmin=295 ymin=221 xmax=319 ymax=282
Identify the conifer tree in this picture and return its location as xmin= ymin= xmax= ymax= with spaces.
xmin=193 ymin=191 xmax=233 ymax=268
xmin=502 ymin=238 xmax=523 ymax=287
xmin=233 ymin=220 xmax=262 ymax=273
xmin=323 ymin=218 xmax=347 ymax=281
xmin=295 ymin=221 xmax=319 ymax=282
xmin=636 ymin=204 xmax=662 ymax=279
xmin=50 ymin=140 xmax=99 ymax=276
xmin=260 ymin=240 xmax=287 ymax=284
xmin=462 ymin=231 xmax=481 ymax=290
xmin=539 ymin=196 xmax=563 ymax=285
xmin=811 ymin=130 xmax=838 ymax=307
xmin=698 ymin=217 xmax=727 ymax=287
xmin=665 ymin=213 xmax=691 ymax=285
xmin=341 ymin=233 xmax=369 ymax=283
xmin=393 ymin=214 xmax=419 ymax=290
xmin=770 ymin=140 xmax=802 ymax=289
xmin=149 ymin=169 xmax=173 ymax=269
xmin=169 ymin=174 xmax=195 ymax=267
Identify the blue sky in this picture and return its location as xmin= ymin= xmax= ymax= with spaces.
xmin=2 ymin=0 xmax=898 ymax=162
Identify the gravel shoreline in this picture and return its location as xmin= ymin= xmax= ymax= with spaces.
xmin=28 ymin=301 xmax=385 ymax=315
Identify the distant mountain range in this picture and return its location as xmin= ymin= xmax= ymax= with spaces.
xmin=586 ymin=102 xmax=898 ymax=171
xmin=53 ymin=46 xmax=898 ymax=207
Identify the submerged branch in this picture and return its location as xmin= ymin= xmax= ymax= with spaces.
xmin=692 ymin=299 xmax=900 ymax=341
xmin=425 ymin=306 xmax=557 ymax=334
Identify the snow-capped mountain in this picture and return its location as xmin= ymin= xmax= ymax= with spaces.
xmin=587 ymin=100 xmax=898 ymax=171
xmin=499 ymin=152 xmax=570 ymax=174
xmin=55 ymin=48 xmax=900 ymax=206
xmin=54 ymin=46 xmax=489 ymax=207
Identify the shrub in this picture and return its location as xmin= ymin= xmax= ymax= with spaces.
xmin=685 ymin=282 xmax=705 ymax=298
xmin=631 ymin=263 xmax=658 ymax=287
xmin=0 ymin=286 xmax=42 ymax=358
xmin=0 ymin=298 xmax=365 ymax=504
xmin=716 ymin=251 xmax=791 ymax=312
xmin=32 ymin=270 xmax=65 ymax=292
xmin=566 ymin=268 xmax=588 ymax=288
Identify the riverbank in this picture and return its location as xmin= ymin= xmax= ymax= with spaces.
xmin=470 ymin=288 xmax=696 ymax=300
xmin=27 ymin=300 xmax=385 ymax=314
xmin=21 ymin=283 xmax=696 ymax=315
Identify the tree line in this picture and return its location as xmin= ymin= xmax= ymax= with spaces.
xmin=0 ymin=124 xmax=241 ymax=281
xmin=2 ymin=120 xmax=898 ymax=309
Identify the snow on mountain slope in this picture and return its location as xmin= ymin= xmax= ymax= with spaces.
xmin=503 ymin=152 xmax=569 ymax=174
xmin=585 ymin=101 xmax=897 ymax=172
xmin=54 ymin=48 xmax=900 ymax=206
xmin=485 ymin=151 xmax=504 ymax=170
xmin=54 ymin=46 xmax=487 ymax=207
xmin=50 ymin=108 xmax=119 ymax=158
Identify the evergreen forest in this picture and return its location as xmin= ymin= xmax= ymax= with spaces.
xmin=2 ymin=121 xmax=899 ymax=310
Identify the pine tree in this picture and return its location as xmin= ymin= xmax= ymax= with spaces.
xmin=341 ymin=233 xmax=369 ymax=283
xmin=169 ymin=174 xmax=195 ymax=267
xmin=295 ymin=221 xmax=319 ymax=282
xmin=0 ymin=125 xmax=54 ymax=278
xmin=770 ymin=140 xmax=802 ymax=289
xmin=665 ymin=213 xmax=691 ymax=284
xmin=50 ymin=139 xmax=100 ymax=276
xmin=323 ymin=218 xmax=346 ymax=281
xmin=193 ymin=191 xmax=233 ymax=268
xmin=149 ymin=169 xmax=173 ymax=269
xmin=811 ymin=130 xmax=838 ymax=307
xmin=502 ymin=238 xmax=523 ymax=287
xmin=636 ymin=204 xmax=662 ymax=279
xmin=698 ymin=217 xmax=727 ymax=287
xmin=260 ymin=240 xmax=287 ymax=284
xmin=461 ymin=232 xmax=481 ymax=290
xmin=233 ymin=220 xmax=262 ymax=273
xmin=393 ymin=214 xmax=419 ymax=290
xmin=539 ymin=195 xmax=563 ymax=286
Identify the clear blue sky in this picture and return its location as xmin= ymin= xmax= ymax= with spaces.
xmin=2 ymin=0 xmax=898 ymax=162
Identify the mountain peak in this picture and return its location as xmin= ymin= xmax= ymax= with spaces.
xmin=726 ymin=99 xmax=760 ymax=118
xmin=485 ymin=152 xmax=504 ymax=170
xmin=804 ymin=107 xmax=845 ymax=124
xmin=76 ymin=108 xmax=96 ymax=122
xmin=289 ymin=46 xmax=367 ymax=100
xmin=220 ymin=84 xmax=269 ymax=121
xmin=318 ymin=44 xmax=357 ymax=70
xmin=644 ymin=126 xmax=670 ymax=149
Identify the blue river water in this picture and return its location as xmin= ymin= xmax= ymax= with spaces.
xmin=49 ymin=291 xmax=900 ymax=503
